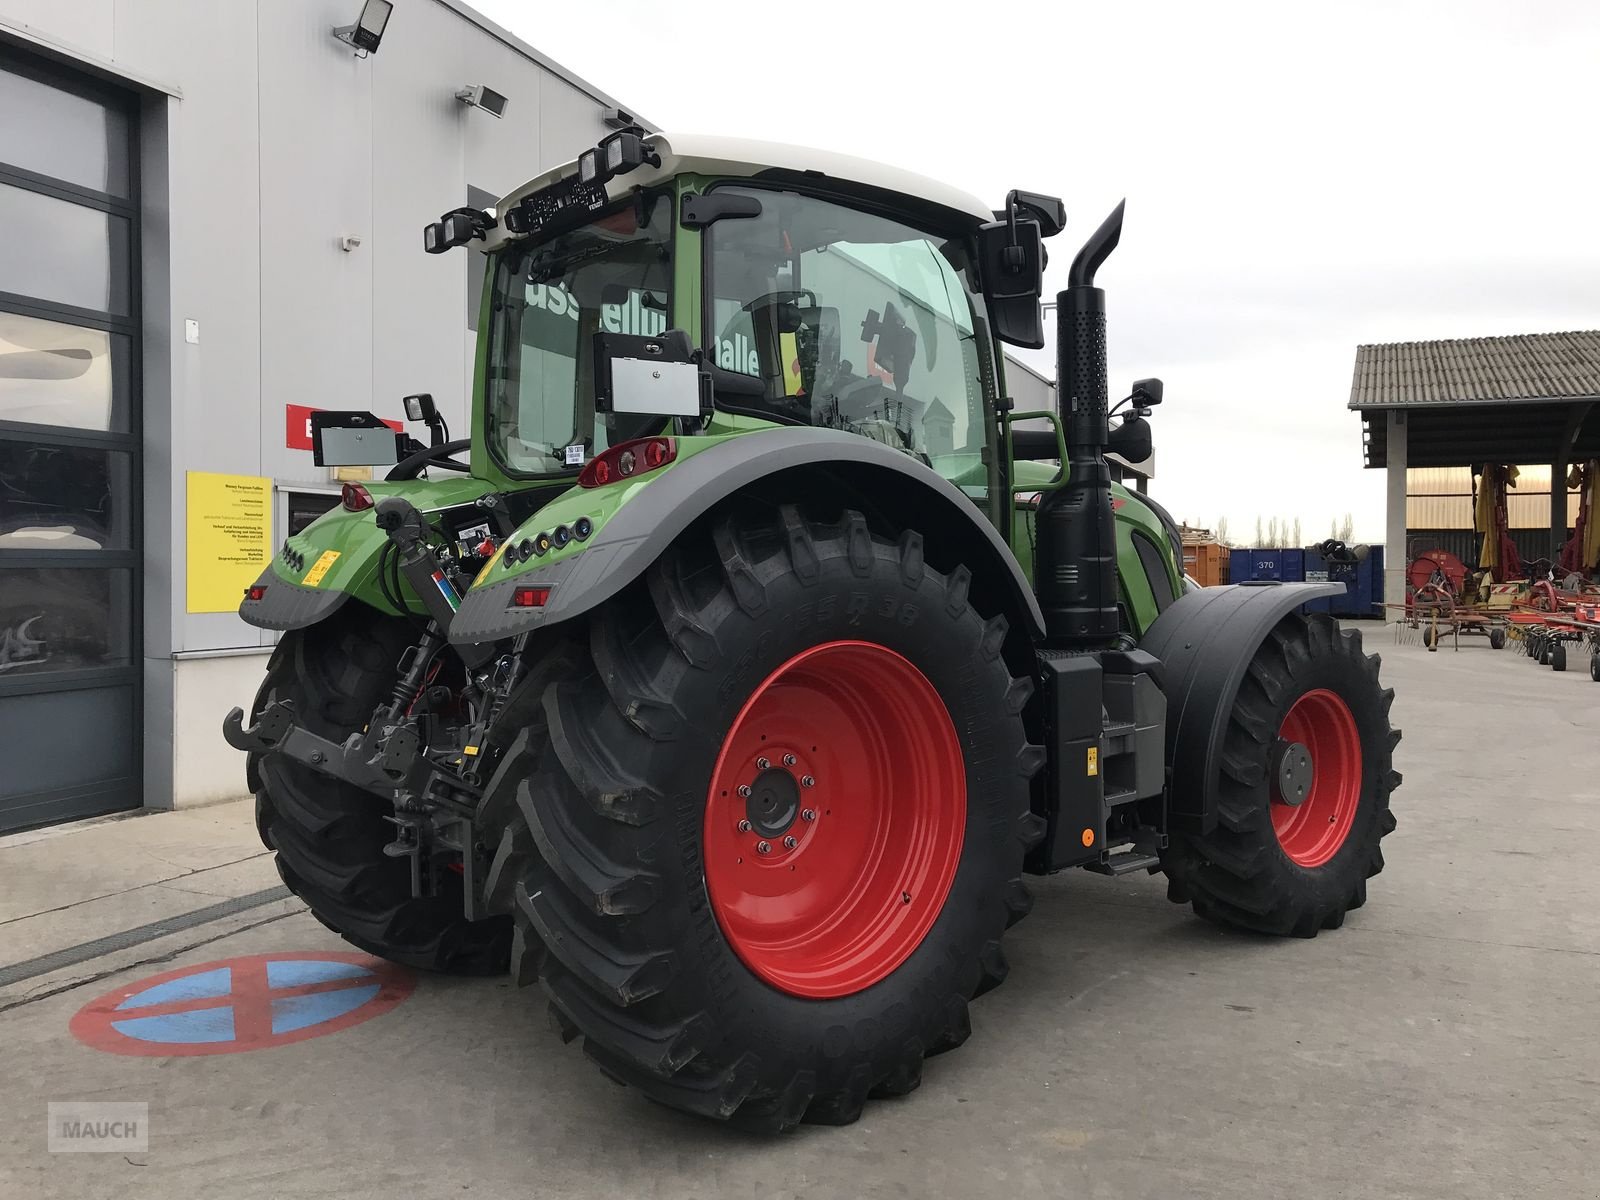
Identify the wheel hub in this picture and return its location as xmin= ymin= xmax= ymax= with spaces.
xmin=745 ymin=767 xmax=801 ymax=838
xmin=703 ymin=640 xmax=966 ymax=999
xmin=1272 ymin=739 xmax=1314 ymax=807
xmin=1270 ymin=688 xmax=1362 ymax=868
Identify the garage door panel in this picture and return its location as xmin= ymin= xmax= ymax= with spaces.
xmin=0 ymin=47 xmax=140 ymax=832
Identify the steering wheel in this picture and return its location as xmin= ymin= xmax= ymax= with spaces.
xmin=386 ymin=438 xmax=472 ymax=481
xmin=740 ymin=288 xmax=818 ymax=315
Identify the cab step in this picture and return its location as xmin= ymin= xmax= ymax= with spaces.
xmin=1084 ymin=849 xmax=1162 ymax=877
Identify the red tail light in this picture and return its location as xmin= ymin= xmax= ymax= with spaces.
xmin=512 ymin=586 xmax=551 ymax=608
xmin=342 ymin=482 xmax=374 ymax=511
xmin=245 ymin=585 xmax=268 ymax=601
xmin=578 ymin=437 xmax=676 ymax=489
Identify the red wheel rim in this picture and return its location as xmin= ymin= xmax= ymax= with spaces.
xmin=1271 ymin=688 xmax=1362 ymax=868
xmin=703 ymin=641 xmax=966 ymax=999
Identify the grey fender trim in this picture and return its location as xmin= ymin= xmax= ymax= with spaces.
xmin=1139 ymin=581 xmax=1344 ymax=834
xmin=238 ymin=566 xmax=354 ymax=631
xmin=449 ymin=428 xmax=1045 ymax=644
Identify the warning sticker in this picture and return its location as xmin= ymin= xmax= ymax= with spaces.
xmin=1086 ymin=746 xmax=1099 ymax=777
xmin=303 ymin=550 xmax=341 ymax=587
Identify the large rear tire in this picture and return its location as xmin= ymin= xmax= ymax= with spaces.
xmin=252 ymin=606 xmax=511 ymax=973
xmin=494 ymin=507 xmax=1042 ymax=1130
xmin=1160 ymin=613 xmax=1399 ymax=937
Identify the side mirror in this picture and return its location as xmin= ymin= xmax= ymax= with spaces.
xmin=593 ymin=329 xmax=708 ymax=418
xmin=403 ymin=392 xmax=436 ymax=423
xmin=1107 ymin=415 xmax=1153 ymax=462
xmin=1131 ymin=377 xmax=1163 ymax=407
xmin=978 ymin=216 xmax=1045 ymax=349
xmin=1007 ymin=190 xmax=1066 ymax=238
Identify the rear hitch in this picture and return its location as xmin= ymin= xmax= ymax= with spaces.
xmin=223 ymin=699 xmax=461 ymax=800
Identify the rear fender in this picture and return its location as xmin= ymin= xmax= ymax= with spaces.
xmin=449 ymin=428 xmax=1045 ymax=646
xmin=239 ymin=477 xmax=501 ymax=630
xmin=1140 ymin=581 xmax=1343 ymax=833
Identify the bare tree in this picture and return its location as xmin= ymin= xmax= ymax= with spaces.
xmin=1254 ymin=516 xmax=1264 ymax=547
xmin=1215 ymin=515 xmax=1231 ymax=546
xmin=1292 ymin=517 xmax=1302 ymax=548
xmin=1338 ymin=512 xmax=1355 ymax=542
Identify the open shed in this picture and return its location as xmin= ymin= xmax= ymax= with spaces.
xmin=1349 ymin=330 xmax=1600 ymax=606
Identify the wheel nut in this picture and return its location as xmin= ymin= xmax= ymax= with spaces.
xmin=756 ymin=756 xmax=770 ymax=770
xmin=782 ymin=753 xmax=796 ymax=766
xmin=801 ymin=775 xmax=815 ymax=788
xmin=737 ymin=784 xmax=752 ymax=798
xmin=756 ymin=840 xmax=771 ymax=855
xmin=737 ymin=819 xmax=752 ymax=833
xmin=801 ymin=808 xmax=816 ymax=822
xmin=783 ymin=835 xmax=797 ymax=849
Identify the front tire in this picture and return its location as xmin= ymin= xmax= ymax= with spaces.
xmin=501 ymin=507 xmax=1042 ymax=1130
xmin=1551 ymin=641 xmax=1568 ymax=671
xmin=1161 ymin=613 xmax=1399 ymax=937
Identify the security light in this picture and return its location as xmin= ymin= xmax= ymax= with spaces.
xmin=455 ymin=84 xmax=508 ymax=118
xmin=602 ymin=107 xmax=637 ymax=130
xmin=332 ymin=0 xmax=393 ymax=57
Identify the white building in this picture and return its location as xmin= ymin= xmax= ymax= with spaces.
xmin=0 ymin=0 xmax=641 ymax=830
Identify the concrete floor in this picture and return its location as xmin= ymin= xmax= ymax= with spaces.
xmin=3 ymin=627 xmax=1597 ymax=1199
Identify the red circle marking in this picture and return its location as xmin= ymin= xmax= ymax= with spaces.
xmin=1272 ymin=689 xmax=1363 ymax=868
xmin=704 ymin=640 xmax=966 ymax=999
xmin=70 ymin=951 xmax=414 ymax=1057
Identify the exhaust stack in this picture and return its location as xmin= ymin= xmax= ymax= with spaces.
xmin=1036 ymin=201 xmax=1125 ymax=646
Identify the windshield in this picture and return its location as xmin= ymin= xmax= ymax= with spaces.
xmin=487 ymin=193 xmax=672 ymax=476
xmin=707 ymin=186 xmax=995 ymax=497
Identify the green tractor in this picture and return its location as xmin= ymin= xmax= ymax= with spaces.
xmin=225 ymin=130 xmax=1399 ymax=1130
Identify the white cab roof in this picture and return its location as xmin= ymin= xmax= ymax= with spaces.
xmin=484 ymin=132 xmax=994 ymax=250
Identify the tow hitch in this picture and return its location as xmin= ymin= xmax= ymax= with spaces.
xmin=225 ymin=494 xmax=516 ymax=909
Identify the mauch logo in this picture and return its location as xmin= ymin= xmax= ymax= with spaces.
xmin=47 ymin=1102 xmax=148 ymax=1153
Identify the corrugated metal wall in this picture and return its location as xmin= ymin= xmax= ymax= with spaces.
xmin=1405 ymin=466 xmax=1580 ymax=529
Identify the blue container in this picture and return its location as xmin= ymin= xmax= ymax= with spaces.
xmin=1229 ymin=548 xmax=1306 ymax=584
xmin=1302 ymin=546 xmax=1386 ymax=618
xmin=1227 ymin=547 xmax=1387 ymax=617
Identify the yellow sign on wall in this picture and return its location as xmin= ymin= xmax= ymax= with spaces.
xmin=186 ymin=472 xmax=272 ymax=613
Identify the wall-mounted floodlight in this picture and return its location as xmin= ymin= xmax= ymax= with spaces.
xmin=332 ymin=0 xmax=393 ymax=57
xmin=602 ymin=107 xmax=637 ymax=130
xmin=455 ymin=84 xmax=508 ymax=118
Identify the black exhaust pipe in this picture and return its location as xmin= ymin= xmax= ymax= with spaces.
xmin=1037 ymin=200 xmax=1125 ymax=646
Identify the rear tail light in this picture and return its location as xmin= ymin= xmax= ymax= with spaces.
xmin=578 ymin=437 xmax=676 ymax=489
xmin=245 ymin=584 xmax=268 ymax=601
xmin=342 ymin=482 xmax=374 ymax=511
xmin=512 ymin=586 xmax=551 ymax=608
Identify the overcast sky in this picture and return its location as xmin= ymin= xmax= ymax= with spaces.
xmin=470 ymin=0 xmax=1598 ymax=542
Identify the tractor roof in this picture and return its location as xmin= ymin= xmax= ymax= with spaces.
xmin=484 ymin=131 xmax=995 ymax=251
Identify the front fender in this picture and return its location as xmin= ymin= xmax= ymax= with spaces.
xmin=1140 ymin=581 xmax=1343 ymax=833
xmin=449 ymin=428 xmax=1045 ymax=644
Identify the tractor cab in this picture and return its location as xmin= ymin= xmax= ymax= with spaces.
xmin=430 ymin=131 xmax=1062 ymax=518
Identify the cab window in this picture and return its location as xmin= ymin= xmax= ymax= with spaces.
xmin=706 ymin=186 xmax=994 ymax=497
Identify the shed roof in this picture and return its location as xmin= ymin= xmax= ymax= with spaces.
xmin=1349 ymin=331 xmax=1600 ymax=468
xmin=1348 ymin=330 xmax=1600 ymax=410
